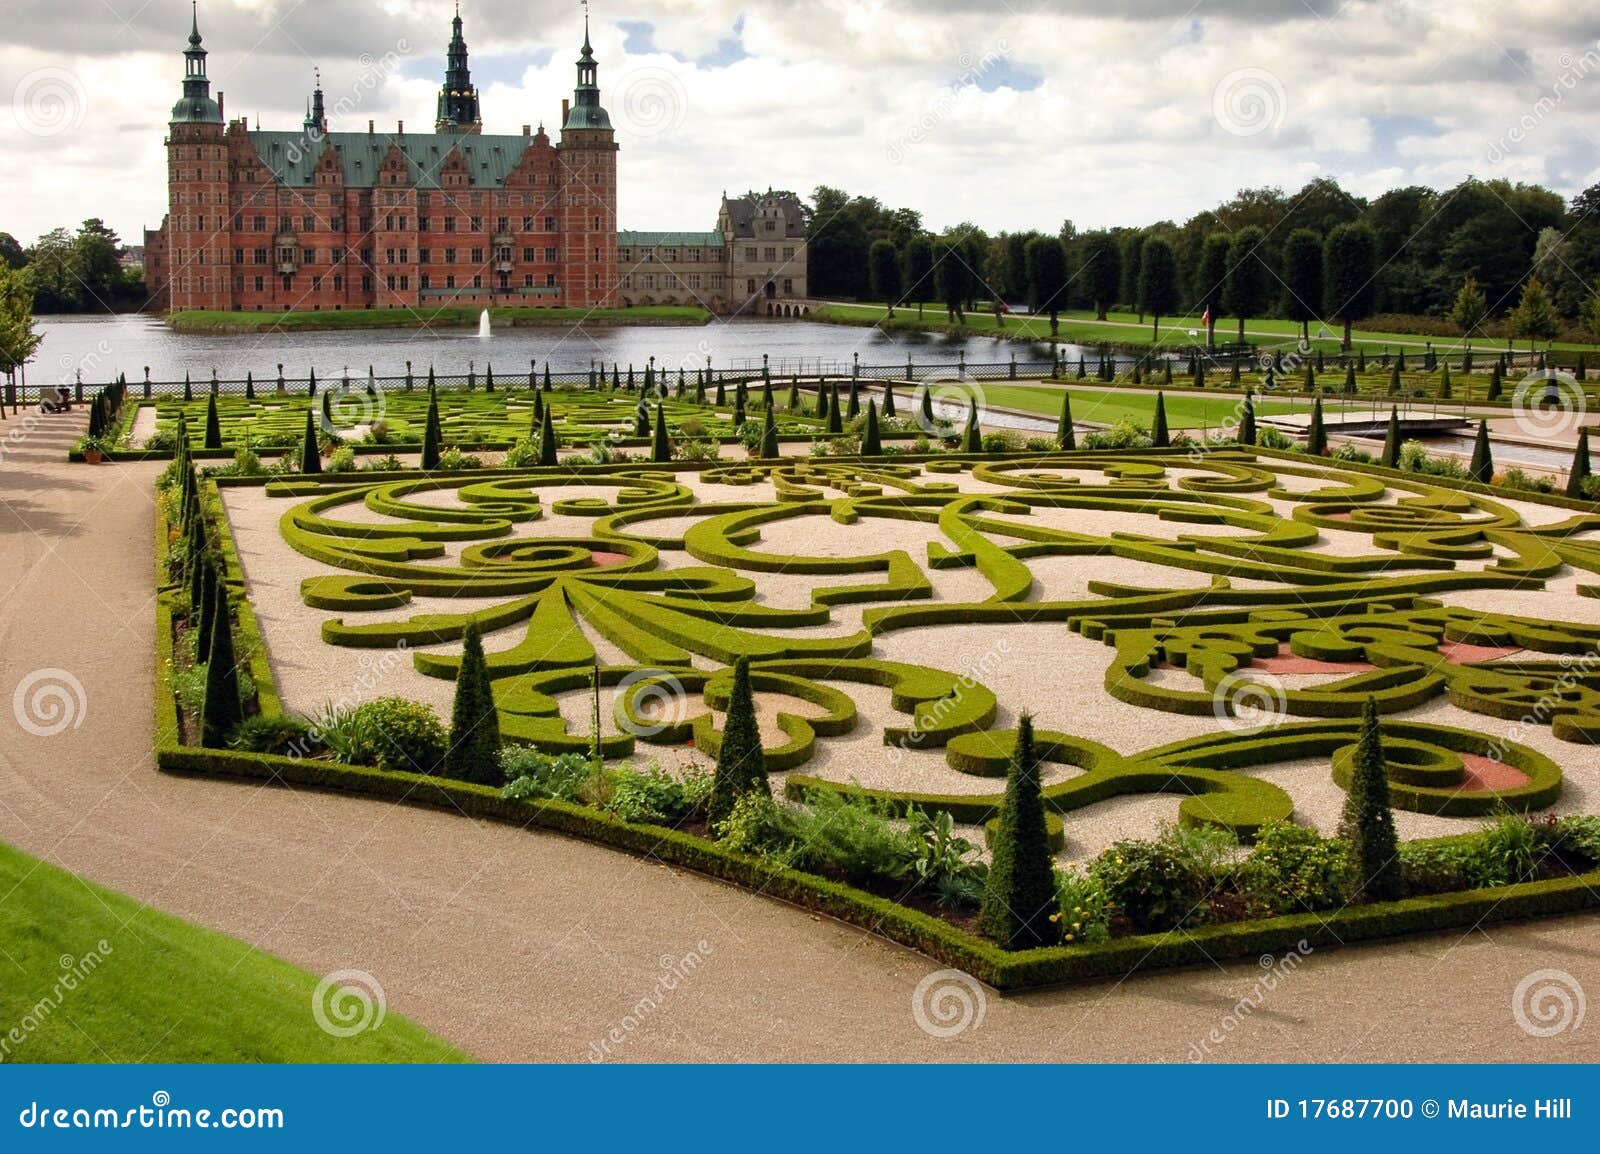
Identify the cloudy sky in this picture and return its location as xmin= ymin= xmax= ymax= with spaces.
xmin=1 ymin=0 xmax=1597 ymax=247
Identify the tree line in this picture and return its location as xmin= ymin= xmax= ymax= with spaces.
xmin=806 ymin=176 xmax=1600 ymax=347
xmin=0 ymin=220 xmax=147 ymax=313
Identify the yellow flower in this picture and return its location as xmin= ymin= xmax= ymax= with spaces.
xmin=1072 ymin=922 xmax=1081 ymax=931
xmin=1065 ymin=933 xmax=1075 ymax=942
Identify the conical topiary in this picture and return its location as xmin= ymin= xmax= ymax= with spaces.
xmin=1151 ymin=391 xmax=1169 ymax=447
xmin=861 ymin=399 xmax=881 ymax=456
xmin=539 ymin=404 xmax=558 ymax=465
xmin=1468 ymin=419 xmax=1493 ymax=484
xmin=1057 ymin=389 xmax=1076 ymax=450
xmin=977 ymin=714 xmax=1062 ymax=950
xmin=827 ymin=382 xmax=843 ymax=434
xmin=421 ymin=396 xmax=442 ymax=470
xmin=760 ymin=404 xmax=779 ymax=458
xmin=1379 ymin=406 xmax=1401 ymax=469
xmin=1567 ymin=432 xmax=1592 ymax=499
xmin=651 ymin=403 xmax=672 ymax=462
xmin=961 ymin=400 xmax=982 ymax=452
xmin=883 ymin=384 xmax=896 ymax=419
xmin=1305 ymin=396 xmax=1327 ymax=455
xmin=708 ymin=656 xmax=768 ymax=830
xmin=443 ymin=621 xmax=501 ymax=784
xmin=200 ymin=578 xmax=242 ymax=748
xmin=204 ymin=393 xmax=222 ymax=449
xmin=1240 ymin=394 xmax=1257 ymax=445
xmin=300 ymin=410 xmax=322 ymax=474
xmin=1340 ymin=697 xmax=1402 ymax=902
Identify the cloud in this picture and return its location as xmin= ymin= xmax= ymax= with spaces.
xmin=1 ymin=0 xmax=1598 ymax=247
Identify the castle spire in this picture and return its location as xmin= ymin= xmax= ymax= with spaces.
xmin=436 ymin=2 xmax=482 ymax=132
xmin=172 ymin=2 xmax=221 ymax=124
xmin=564 ymin=4 xmax=611 ymax=130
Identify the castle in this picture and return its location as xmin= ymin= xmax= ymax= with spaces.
xmin=144 ymin=5 xmax=806 ymax=318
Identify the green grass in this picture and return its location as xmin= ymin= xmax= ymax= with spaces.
xmin=168 ymin=305 xmax=711 ymax=333
xmin=0 ymin=839 xmax=469 ymax=1063
xmin=957 ymin=383 xmax=1352 ymax=429
xmin=816 ymin=302 xmax=1600 ymax=357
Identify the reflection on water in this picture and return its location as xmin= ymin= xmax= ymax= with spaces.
xmin=32 ymin=314 xmax=1084 ymax=383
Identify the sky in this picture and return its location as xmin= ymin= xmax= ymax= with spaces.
xmin=1 ymin=0 xmax=1599 ymax=248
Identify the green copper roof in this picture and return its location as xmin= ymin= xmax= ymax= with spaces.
xmin=171 ymin=96 xmax=222 ymax=124
xmin=562 ymin=104 xmax=612 ymax=130
xmin=618 ymin=231 xmax=724 ymax=248
xmin=248 ymin=131 xmax=542 ymax=189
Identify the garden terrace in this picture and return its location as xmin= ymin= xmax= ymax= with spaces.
xmin=156 ymin=443 xmax=1600 ymax=988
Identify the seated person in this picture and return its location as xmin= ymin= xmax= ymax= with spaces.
xmin=40 ymin=384 xmax=71 ymax=413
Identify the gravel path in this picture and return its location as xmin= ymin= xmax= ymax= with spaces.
xmin=0 ymin=411 xmax=1593 ymax=1062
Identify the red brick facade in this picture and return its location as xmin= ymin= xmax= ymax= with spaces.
xmin=147 ymin=9 xmax=617 ymax=315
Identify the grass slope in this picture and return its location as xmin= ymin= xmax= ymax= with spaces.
xmin=960 ymin=383 xmax=1350 ymax=429
xmin=0 ymin=840 xmax=468 ymax=1063
xmin=168 ymin=305 xmax=710 ymax=333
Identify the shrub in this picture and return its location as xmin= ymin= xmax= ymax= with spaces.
xmin=1502 ymin=467 xmax=1557 ymax=494
xmin=1340 ymin=697 xmax=1402 ymax=901
xmin=1089 ymin=825 xmax=1235 ymax=933
xmin=327 ymin=445 xmax=357 ymax=472
xmin=677 ymin=415 xmax=707 ymax=438
xmin=330 ymin=697 xmax=447 ymax=774
xmin=437 ymin=447 xmax=484 ymax=469
xmin=709 ymin=657 xmax=768 ymax=828
xmin=604 ymin=761 xmax=711 ymax=825
xmin=362 ymin=453 xmax=403 ymax=471
xmin=1081 ymin=420 xmax=1151 ymax=450
xmin=229 ymin=713 xmax=314 ymax=757
xmin=1255 ymin=426 xmax=1295 ymax=450
xmin=981 ymin=431 xmax=1023 ymax=454
xmin=713 ymin=792 xmax=791 ymax=856
xmin=675 ymin=437 xmax=721 ymax=462
xmin=906 ymin=807 xmax=986 ymax=908
xmin=1239 ymin=820 xmax=1350 ymax=915
xmin=979 ymin=713 xmax=1062 ymax=949
xmin=503 ymin=437 xmax=541 ymax=468
xmin=499 ymin=746 xmax=592 ymax=802
xmin=363 ymin=419 xmax=391 ymax=444
xmin=1332 ymin=443 xmax=1374 ymax=464
xmin=782 ymin=788 xmax=919 ymax=884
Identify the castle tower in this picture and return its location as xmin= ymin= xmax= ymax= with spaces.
xmin=557 ymin=10 xmax=618 ymax=306
xmin=165 ymin=2 xmax=230 ymax=311
xmin=435 ymin=3 xmax=483 ymax=133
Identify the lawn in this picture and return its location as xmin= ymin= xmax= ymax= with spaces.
xmin=815 ymin=302 xmax=1600 ymax=358
xmin=168 ymin=305 xmax=711 ymax=333
xmin=0 ymin=839 xmax=468 ymax=1063
xmin=959 ymin=382 xmax=1351 ymax=429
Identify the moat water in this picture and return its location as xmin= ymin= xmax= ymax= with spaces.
xmin=32 ymin=314 xmax=1077 ymax=384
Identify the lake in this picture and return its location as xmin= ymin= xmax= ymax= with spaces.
xmin=29 ymin=314 xmax=1074 ymax=385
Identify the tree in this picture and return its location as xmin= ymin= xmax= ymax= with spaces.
xmin=0 ymin=232 xmax=25 ymax=269
xmin=1120 ymin=232 xmax=1146 ymax=320
xmin=1240 ymin=394 xmax=1256 ymax=445
xmin=1136 ymin=236 xmax=1179 ymax=338
xmin=961 ymin=398 xmax=982 ymax=452
xmin=0 ymin=263 xmax=42 ymax=387
xmin=1197 ymin=233 xmax=1232 ymax=348
xmin=1449 ymin=275 xmax=1488 ymax=339
xmin=1024 ymin=236 xmax=1069 ymax=335
xmin=934 ymin=233 xmax=982 ymax=323
xmin=421 ymin=395 xmax=442 ymax=469
xmin=977 ymin=714 xmax=1062 ymax=950
xmin=1468 ymin=419 xmax=1493 ymax=484
xmin=651 ymin=403 xmax=671 ymax=462
xmin=1323 ymin=223 xmax=1377 ymax=350
xmin=1509 ymin=277 xmax=1560 ymax=355
xmin=1340 ymin=697 xmax=1402 ymax=902
xmin=300 ymin=410 xmax=322 ymax=474
xmin=1223 ymin=226 xmax=1271 ymax=343
xmin=708 ymin=656 xmax=768 ymax=829
xmin=1151 ymin=391 xmax=1170 ymax=447
xmin=1568 ymin=433 xmax=1591 ymax=499
xmin=1280 ymin=228 xmax=1324 ymax=342
xmin=901 ymin=235 xmax=935 ymax=317
xmin=1080 ymin=231 xmax=1122 ymax=320
xmin=22 ymin=227 xmax=79 ymax=312
xmin=200 ymin=579 xmax=242 ymax=748
xmin=444 ymin=621 xmax=501 ymax=784
xmin=868 ymin=239 xmax=901 ymax=317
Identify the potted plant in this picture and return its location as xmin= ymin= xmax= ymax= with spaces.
xmin=79 ymin=436 xmax=106 ymax=464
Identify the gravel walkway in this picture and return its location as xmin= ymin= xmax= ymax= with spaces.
xmin=0 ymin=411 xmax=1592 ymax=1062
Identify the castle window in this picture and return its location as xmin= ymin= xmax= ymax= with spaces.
xmin=525 ymin=274 xmax=533 ymax=287
xmin=522 ymin=247 xmax=534 ymax=262
xmin=419 ymin=249 xmax=431 ymax=265
xmin=546 ymin=273 xmax=556 ymax=287
xmin=783 ymin=278 xmax=793 ymax=294
xmin=470 ymin=216 xmax=482 ymax=231
xmin=446 ymin=248 xmax=457 ymax=262
xmin=333 ymin=275 xmax=342 ymax=290
xmin=445 ymin=217 xmax=456 ymax=233
xmin=420 ymin=274 xmax=430 ymax=289
xmin=419 ymin=217 xmax=430 ymax=232
xmin=544 ymin=246 xmax=556 ymax=262
xmin=303 ymin=215 xmax=314 ymax=231
xmin=471 ymin=247 xmax=484 ymax=263
xmin=254 ymin=276 xmax=264 ymax=292
xmin=764 ymin=248 xmax=777 ymax=262
xmin=783 ymin=247 xmax=795 ymax=260
xmin=522 ymin=216 xmax=533 ymax=231
xmin=447 ymin=275 xmax=456 ymax=288
xmin=744 ymin=248 xmax=757 ymax=261
xmin=472 ymin=274 xmax=482 ymax=288
xmin=544 ymin=216 xmax=556 ymax=231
